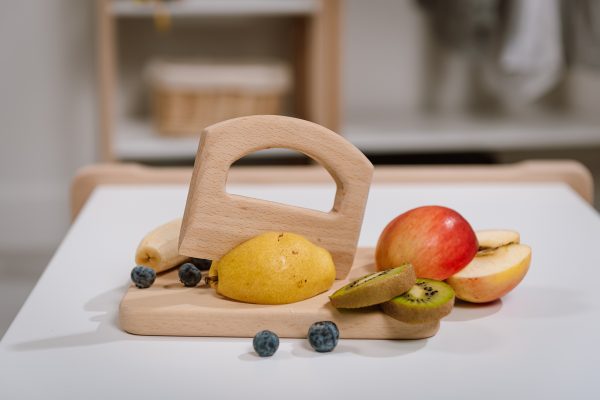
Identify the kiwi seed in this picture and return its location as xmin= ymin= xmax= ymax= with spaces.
xmin=329 ymin=264 xmax=416 ymax=308
xmin=381 ymin=278 xmax=455 ymax=324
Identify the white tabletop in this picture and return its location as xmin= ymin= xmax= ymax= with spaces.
xmin=1 ymin=182 xmax=600 ymax=400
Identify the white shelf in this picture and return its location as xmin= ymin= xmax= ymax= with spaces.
xmin=111 ymin=0 xmax=319 ymax=17
xmin=343 ymin=113 xmax=600 ymax=154
xmin=115 ymin=113 xmax=600 ymax=161
xmin=114 ymin=118 xmax=300 ymax=160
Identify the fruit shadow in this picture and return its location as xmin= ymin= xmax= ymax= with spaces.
xmin=497 ymin=286 xmax=592 ymax=319
xmin=427 ymin=321 xmax=505 ymax=355
xmin=443 ymin=285 xmax=591 ymax=322
xmin=237 ymin=337 xmax=428 ymax=361
xmin=238 ymin=348 xmax=295 ymax=361
xmin=7 ymin=281 xmax=432 ymax=357
xmin=290 ymin=337 xmax=428 ymax=358
xmin=122 ymin=284 xmax=274 ymax=311
xmin=140 ymin=271 xmax=274 ymax=310
xmin=8 ymin=283 xmax=209 ymax=352
xmin=124 ymin=283 xmax=244 ymax=308
xmin=444 ymin=299 xmax=503 ymax=322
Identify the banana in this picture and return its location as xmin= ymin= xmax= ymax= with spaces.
xmin=135 ymin=218 xmax=190 ymax=272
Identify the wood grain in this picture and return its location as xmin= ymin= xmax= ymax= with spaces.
xmin=97 ymin=0 xmax=117 ymax=162
xmin=306 ymin=0 xmax=341 ymax=131
xmin=95 ymin=1 xmax=342 ymax=161
xmin=179 ymin=115 xmax=374 ymax=279
xmin=119 ymin=247 xmax=440 ymax=339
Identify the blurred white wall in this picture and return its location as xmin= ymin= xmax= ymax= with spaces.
xmin=343 ymin=0 xmax=429 ymax=118
xmin=0 ymin=0 xmax=599 ymax=278
xmin=0 ymin=1 xmax=97 ymax=256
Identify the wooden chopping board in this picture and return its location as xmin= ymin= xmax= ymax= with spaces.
xmin=119 ymin=247 xmax=440 ymax=339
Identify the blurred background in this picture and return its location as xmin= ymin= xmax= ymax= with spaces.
xmin=1 ymin=0 xmax=599 ymax=336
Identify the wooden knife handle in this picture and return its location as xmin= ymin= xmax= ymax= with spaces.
xmin=180 ymin=115 xmax=373 ymax=279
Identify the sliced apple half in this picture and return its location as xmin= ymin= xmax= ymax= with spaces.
xmin=476 ymin=229 xmax=520 ymax=256
xmin=477 ymin=229 xmax=520 ymax=247
xmin=447 ymin=243 xmax=531 ymax=303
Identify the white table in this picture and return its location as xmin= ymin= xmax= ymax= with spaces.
xmin=1 ymin=183 xmax=600 ymax=399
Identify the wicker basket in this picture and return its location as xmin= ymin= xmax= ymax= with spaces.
xmin=147 ymin=60 xmax=291 ymax=136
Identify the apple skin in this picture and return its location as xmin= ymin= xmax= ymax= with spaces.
xmin=446 ymin=244 xmax=531 ymax=303
xmin=375 ymin=206 xmax=478 ymax=280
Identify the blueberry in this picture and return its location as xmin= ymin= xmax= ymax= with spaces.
xmin=131 ymin=266 xmax=156 ymax=289
xmin=307 ymin=321 xmax=339 ymax=353
xmin=191 ymin=258 xmax=212 ymax=271
xmin=178 ymin=263 xmax=202 ymax=287
xmin=253 ymin=330 xmax=279 ymax=357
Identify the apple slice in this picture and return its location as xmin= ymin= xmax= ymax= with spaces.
xmin=446 ymin=243 xmax=531 ymax=303
xmin=476 ymin=229 xmax=520 ymax=255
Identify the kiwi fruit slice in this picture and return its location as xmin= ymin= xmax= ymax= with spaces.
xmin=381 ymin=279 xmax=455 ymax=324
xmin=329 ymin=264 xmax=416 ymax=308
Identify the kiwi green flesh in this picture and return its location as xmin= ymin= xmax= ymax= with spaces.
xmin=381 ymin=279 xmax=455 ymax=324
xmin=329 ymin=264 xmax=416 ymax=309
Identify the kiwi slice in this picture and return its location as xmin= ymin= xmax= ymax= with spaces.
xmin=329 ymin=264 xmax=416 ymax=308
xmin=381 ymin=279 xmax=455 ymax=324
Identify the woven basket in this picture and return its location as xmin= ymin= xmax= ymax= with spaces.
xmin=147 ymin=60 xmax=291 ymax=137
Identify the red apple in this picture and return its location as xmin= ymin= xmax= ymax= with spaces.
xmin=375 ymin=205 xmax=478 ymax=280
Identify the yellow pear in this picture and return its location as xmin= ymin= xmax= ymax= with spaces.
xmin=208 ymin=232 xmax=336 ymax=305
